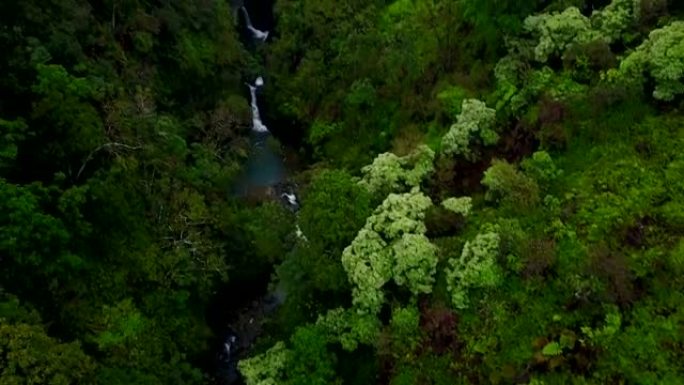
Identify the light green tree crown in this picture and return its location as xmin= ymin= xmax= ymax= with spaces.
xmin=441 ymin=99 xmax=498 ymax=159
xmin=608 ymin=21 xmax=684 ymax=101
xmin=341 ymin=190 xmax=437 ymax=314
xmin=359 ymin=145 xmax=435 ymax=196
xmin=447 ymin=230 xmax=502 ymax=309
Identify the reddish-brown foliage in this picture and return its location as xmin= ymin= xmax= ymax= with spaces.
xmin=589 ymin=245 xmax=637 ymax=307
xmin=522 ymin=238 xmax=557 ymax=278
xmin=425 ymin=206 xmax=466 ymax=238
xmin=428 ymin=155 xmax=490 ymax=199
xmin=639 ymin=0 xmax=669 ymax=30
xmin=419 ymin=303 xmax=460 ymax=355
xmin=564 ymin=40 xmax=617 ymax=72
xmin=623 ymin=216 xmax=655 ymax=249
xmin=499 ymin=119 xmax=539 ymax=163
xmin=536 ymin=98 xmax=568 ymax=150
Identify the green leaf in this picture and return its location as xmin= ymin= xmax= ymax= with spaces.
xmin=542 ymin=341 xmax=562 ymax=356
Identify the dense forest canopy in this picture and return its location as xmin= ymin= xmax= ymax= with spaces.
xmin=1 ymin=0 xmax=684 ymax=384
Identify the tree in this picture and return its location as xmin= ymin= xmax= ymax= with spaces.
xmin=379 ymin=0 xmax=440 ymax=89
xmin=608 ymin=21 xmax=684 ymax=101
xmin=359 ymin=145 xmax=435 ymax=198
xmin=385 ymin=305 xmax=421 ymax=361
xmin=441 ymin=196 xmax=473 ymax=217
xmin=585 ymin=299 xmax=684 ymax=383
xmin=0 ymin=320 xmax=95 ymax=385
xmin=299 ymin=169 xmax=372 ymax=254
xmin=0 ymin=118 xmax=27 ymax=173
xmin=523 ymin=7 xmax=595 ymax=63
xmin=0 ymin=2 xmax=260 ymax=383
xmin=482 ymin=159 xmax=540 ymax=209
xmin=364 ymin=191 xmax=433 ymax=239
xmin=316 ymin=308 xmax=382 ymax=351
xmin=0 ymin=179 xmax=72 ymax=276
xmin=238 ymin=341 xmax=290 ymax=385
xmin=446 ymin=230 xmax=502 ymax=309
xmin=238 ymin=325 xmax=340 ymax=385
xmin=341 ymin=190 xmax=435 ymax=313
xmin=90 ymin=299 xmax=145 ymax=350
xmin=441 ymin=99 xmax=498 ymax=160
xmin=590 ymin=0 xmax=639 ymax=42
xmin=286 ymin=326 xmax=340 ymax=385
xmin=392 ymin=234 xmax=439 ymax=295
xmin=459 ymin=0 xmax=540 ymax=57
xmin=359 ymin=152 xmax=404 ymax=196
xmin=341 ymin=228 xmax=393 ymax=313
xmin=521 ymin=151 xmax=562 ymax=191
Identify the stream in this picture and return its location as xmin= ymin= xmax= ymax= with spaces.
xmin=211 ymin=3 xmax=300 ymax=384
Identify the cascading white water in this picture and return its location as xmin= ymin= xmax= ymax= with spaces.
xmin=248 ymin=77 xmax=269 ymax=133
xmin=241 ymin=6 xmax=269 ymax=41
xmin=280 ymin=192 xmax=297 ymax=206
xmin=241 ymin=4 xmax=307 ymax=238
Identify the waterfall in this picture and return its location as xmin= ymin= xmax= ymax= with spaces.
xmin=241 ymin=6 xmax=269 ymax=41
xmin=280 ymin=192 xmax=298 ymax=207
xmin=248 ymin=77 xmax=269 ymax=133
xmin=242 ymin=6 xmax=268 ymax=133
